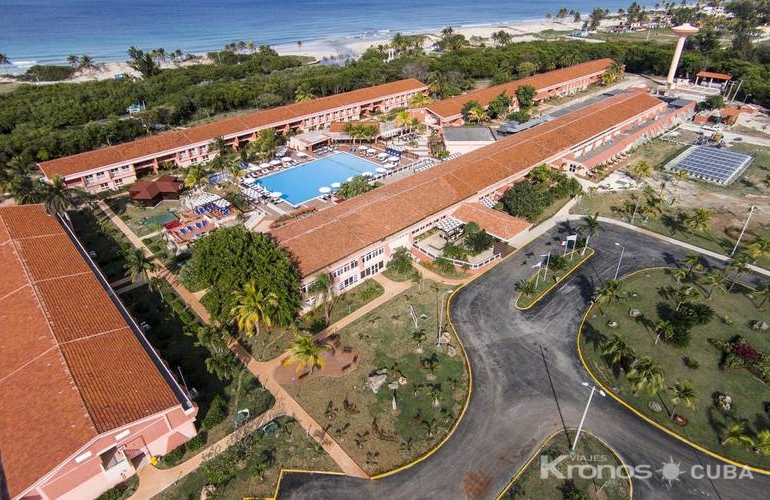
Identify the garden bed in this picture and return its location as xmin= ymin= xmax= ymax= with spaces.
xmin=579 ymin=268 xmax=770 ymax=469
xmin=516 ymin=248 xmax=594 ymax=309
xmin=280 ymin=280 xmax=469 ymax=475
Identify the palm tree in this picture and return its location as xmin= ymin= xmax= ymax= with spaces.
xmin=466 ymin=105 xmax=488 ymax=124
xmin=669 ymin=379 xmax=696 ymax=419
xmin=675 ymin=285 xmax=700 ymax=311
xmin=727 ymin=253 xmax=750 ymax=291
xmin=408 ymin=93 xmax=432 ymax=108
xmin=230 ymin=281 xmax=278 ymax=337
xmin=683 ymin=251 xmax=702 ymax=278
xmin=627 ymin=356 xmax=665 ymax=395
xmin=66 ymin=54 xmax=79 ymax=67
xmin=387 ymin=247 xmax=413 ymax=275
xmin=9 ymin=176 xmax=41 ymax=204
xmin=212 ymin=136 xmax=229 ymax=155
xmin=518 ymin=279 xmax=537 ymax=296
xmin=653 ymin=320 xmax=674 ymax=345
xmin=247 ymin=41 xmax=256 ymax=53
xmin=755 ymin=430 xmax=770 ymax=456
xmin=685 ymin=208 xmax=711 ymax=235
xmin=720 ymin=421 xmax=754 ymax=448
xmin=78 ymin=55 xmax=94 ymax=70
xmin=395 ymin=110 xmax=411 ymax=136
xmin=42 ymin=174 xmax=74 ymax=218
xmin=631 ymin=160 xmax=652 ymax=180
xmin=183 ymin=165 xmax=206 ymax=188
xmin=294 ymin=83 xmax=315 ymax=103
xmin=123 ymin=247 xmax=157 ymax=282
xmin=594 ymin=279 xmax=622 ymax=314
xmin=748 ymin=235 xmax=770 ymax=263
xmin=296 ymin=40 xmax=303 ymax=57
xmin=308 ymin=273 xmax=336 ymax=326
xmin=283 ymin=333 xmax=330 ymax=374
xmin=672 ymin=169 xmax=688 ymax=187
xmin=0 ymin=53 xmax=11 ymax=70
xmin=673 ymin=268 xmax=687 ymax=284
xmin=226 ymin=163 xmax=243 ymax=184
xmin=602 ymin=334 xmax=635 ymax=367
xmin=704 ymin=270 xmax=727 ymax=300
xmin=580 ymin=212 xmax=602 ymax=255
xmin=189 ymin=326 xmax=236 ymax=380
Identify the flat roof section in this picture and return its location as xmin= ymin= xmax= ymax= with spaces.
xmin=666 ymin=146 xmax=753 ymax=185
xmin=0 ymin=205 xmax=187 ymax=498
xmin=38 ymin=79 xmax=427 ymax=179
xmin=443 ymin=126 xmax=496 ymax=142
xmin=272 ymin=91 xmax=664 ymax=276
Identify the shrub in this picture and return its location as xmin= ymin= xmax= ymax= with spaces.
xmin=160 ymin=445 xmax=184 ymax=467
xmin=185 ymin=432 xmax=206 ymax=452
xmin=202 ymin=394 xmax=228 ymax=429
xmin=683 ymin=356 xmax=700 ymax=369
xmin=464 ymin=228 xmax=493 ymax=255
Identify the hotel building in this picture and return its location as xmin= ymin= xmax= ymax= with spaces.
xmin=272 ymin=91 xmax=695 ymax=294
xmin=0 ymin=205 xmax=197 ymax=500
xmin=38 ymin=80 xmax=428 ymax=193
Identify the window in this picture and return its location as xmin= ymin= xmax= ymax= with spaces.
xmin=190 ymin=157 xmax=198 ymax=164
xmin=332 ymin=260 xmax=358 ymax=278
xmin=301 ymin=281 xmax=316 ymax=295
xmin=114 ymin=178 xmax=123 ymax=185
xmin=99 ymin=183 xmax=109 ymax=189
xmin=339 ymin=274 xmax=359 ymax=291
xmin=360 ymin=261 xmax=384 ymax=279
xmin=362 ymin=247 xmax=383 ymax=263
xmin=203 ymin=155 xmax=209 ymax=160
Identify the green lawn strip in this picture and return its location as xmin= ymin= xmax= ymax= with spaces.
xmin=154 ymin=416 xmax=339 ymax=500
xmin=245 ymin=278 xmax=386 ymax=362
xmin=580 ymin=269 xmax=770 ymax=469
xmin=572 ymin=193 xmax=770 ymax=271
xmin=500 ymin=431 xmax=631 ymax=500
xmin=531 ymin=196 xmax=570 ymax=227
xmin=516 ymin=248 xmax=595 ymax=309
xmin=418 ymin=261 xmax=470 ymax=280
xmin=382 ymin=267 xmax=418 ymax=282
xmin=284 ymin=280 xmax=469 ymax=475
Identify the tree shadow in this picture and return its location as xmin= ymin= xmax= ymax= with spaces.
xmin=661 ymin=213 xmax=686 ymax=236
xmin=582 ymin=322 xmax=607 ymax=352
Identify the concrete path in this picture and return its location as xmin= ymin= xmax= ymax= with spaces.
xmin=130 ymin=405 xmax=286 ymax=500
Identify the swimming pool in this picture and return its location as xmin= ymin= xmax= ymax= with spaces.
xmin=257 ymin=152 xmax=379 ymax=206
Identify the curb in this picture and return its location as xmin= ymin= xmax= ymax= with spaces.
xmin=495 ymin=429 xmax=633 ymax=499
xmin=515 ymin=248 xmax=595 ymax=310
xmin=576 ymin=267 xmax=770 ymax=477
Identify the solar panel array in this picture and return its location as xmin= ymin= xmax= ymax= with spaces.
xmin=666 ymin=146 xmax=753 ymax=185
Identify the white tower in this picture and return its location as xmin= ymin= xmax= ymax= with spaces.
xmin=666 ymin=23 xmax=699 ymax=91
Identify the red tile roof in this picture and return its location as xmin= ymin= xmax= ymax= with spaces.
xmin=425 ymin=59 xmax=614 ymax=119
xmin=696 ymin=70 xmax=731 ymax=81
xmin=0 ymin=205 xmax=184 ymax=498
xmin=38 ymin=79 xmax=427 ymax=179
xmin=451 ymin=203 xmax=530 ymax=240
xmin=272 ymin=92 xmax=664 ymax=276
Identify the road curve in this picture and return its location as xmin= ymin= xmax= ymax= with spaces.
xmin=277 ymin=223 xmax=770 ymax=499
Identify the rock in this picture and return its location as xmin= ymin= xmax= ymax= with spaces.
xmin=751 ymin=320 xmax=769 ymax=332
xmin=648 ymin=400 xmax=663 ymax=413
xmin=426 ymin=373 xmax=437 ymax=381
xmin=447 ymin=345 xmax=458 ymax=357
xmin=398 ymin=376 xmax=408 ymax=386
xmin=628 ymin=308 xmax=642 ymax=318
xmin=388 ymin=381 xmax=400 ymax=390
xmin=375 ymin=367 xmax=388 ymax=375
xmin=415 ymin=347 xmax=424 ymax=354
xmin=607 ymin=320 xmax=619 ymax=329
xmin=439 ymin=331 xmax=451 ymax=345
xmin=367 ymin=374 xmax=388 ymax=393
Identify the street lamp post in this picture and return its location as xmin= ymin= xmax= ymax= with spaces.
xmin=572 ymin=382 xmax=606 ymax=451
xmin=613 ymin=242 xmax=625 ymax=280
xmin=731 ymin=205 xmax=758 ymax=256
xmin=743 ymin=94 xmax=752 ymax=105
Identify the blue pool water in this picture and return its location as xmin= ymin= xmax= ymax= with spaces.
xmin=257 ymin=152 xmax=379 ymax=206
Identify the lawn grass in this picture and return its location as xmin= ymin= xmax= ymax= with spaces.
xmin=592 ymin=28 xmax=678 ymax=44
xmin=245 ymin=278 xmax=386 ymax=362
xmin=500 ymin=431 xmax=630 ymax=500
xmin=532 ymin=196 xmax=571 ymax=226
xmin=106 ymin=196 xmax=181 ymax=237
xmin=283 ymin=280 xmax=468 ymax=475
xmin=516 ymin=248 xmax=594 ymax=309
xmin=419 ymin=261 xmax=470 ymax=280
xmin=571 ymin=192 xmax=770 ymax=270
xmin=69 ymin=207 xmax=132 ymax=281
xmin=155 ymin=416 xmax=339 ymax=500
xmin=580 ymin=268 xmax=770 ymax=469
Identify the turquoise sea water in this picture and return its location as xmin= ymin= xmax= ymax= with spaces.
xmin=0 ymin=0 xmax=630 ymax=69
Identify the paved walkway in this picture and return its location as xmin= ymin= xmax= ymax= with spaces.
xmin=98 ymin=201 xmax=368 ymax=495
xmin=130 ymin=405 xmax=286 ymax=499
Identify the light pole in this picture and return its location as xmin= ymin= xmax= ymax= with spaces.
xmin=743 ymin=93 xmax=752 ymax=105
xmin=613 ymin=242 xmax=625 ymax=280
xmin=572 ymin=382 xmax=606 ymax=451
xmin=731 ymin=205 xmax=758 ymax=256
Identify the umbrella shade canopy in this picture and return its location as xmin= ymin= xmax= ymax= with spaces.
xmin=281 ymin=156 xmax=292 ymax=162
xmin=318 ymin=186 xmax=332 ymax=194
xmin=362 ymin=171 xmax=373 ymax=177
xmin=375 ymin=167 xmax=387 ymax=173
xmin=259 ymin=162 xmax=270 ymax=168
xmin=296 ymin=151 xmax=308 ymax=157
xmin=331 ymin=182 xmax=341 ymax=188
xmin=366 ymin=148 xmax=377 ymax=154
xmin=386 ymin=162 xmax=398 ymax=168
xmin=376 ymin=152 xmax=388 ymax=158
xmin=269 ymin=160 xmax=281 ymax=165
xmin=270 ymin=191 xmax=283 ymax=198
xmin=388 ymin=156 xmax=400 ymax=162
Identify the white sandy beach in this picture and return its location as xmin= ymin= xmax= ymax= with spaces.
xmin=1 ymin=16 xmax=611 ymax=84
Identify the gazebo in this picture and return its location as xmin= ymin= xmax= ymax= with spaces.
xmin=128 ymin=175 xmax=183 ymax=207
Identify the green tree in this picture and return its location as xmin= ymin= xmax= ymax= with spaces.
xmin=127 ymin=46 xmax=160 ymax=77
xmin=748 ymin=235 xmax=770 ymax=263
xmin=42 ymin=174 xmax=75 ymax=217
xmin=669 ymin=379 xmax=696 ymax=419
xmin=579 ymin=212 xmax=602 ymax=255
xmin=294 ymin=82 xmax=316 ymax=103
xmin=337 ymin=175 xmax=373 ymax=199
xmin=756 ymin=430 xmax=770 ymax=456
xmin=123 ymin=247 xmax=157 ymax=283
xmin=683 ymin=251 xmax=702 ymax=277
xmin=756 ymin=283 xmax=770 ymax=309
xmin=308 ymin=272 xmax=337 ymax=326
xmin=518 ymin=279 xmax=537 ymax=296
xmin=491 ymin=30 xmax=513 ymax=46
xmin=594 ymin=279 xmax=622 ymax=314
xmin=602 ymin=334 xmax=635 ymax=367
xmin=230 ymin=281 xmax=278 ymax=337
xmin=183 ymin=165 xmax=207 ymax=188
xmin=501 ymin=181 xmax=543 ymax=221
xmin=515 ymin=84 xmax=537 ymax=109
xmin=631 ymin=160 xmax=652 ymax=180
xmin=720 ymin=421 xmax=754 ymax=448
xmin=387 ymin=247 xmax=414 ymax=275
xmin=653 ymin=320 xmax=674 ymax=345
xmin=685 ymin=208 xmax=711 ymax=235
xmin=188 ymin=326 xmax=237 ymax=380
xmin=704 ymin=270 xmax=727 ymax=300
xmin=283 ymin=333 xmax=330 ymax=373
xmin=627 ymin=356 xmax=665 ymax=395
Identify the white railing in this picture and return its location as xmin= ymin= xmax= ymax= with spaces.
xmin=413 ymin=241 xmax=501 ymax=270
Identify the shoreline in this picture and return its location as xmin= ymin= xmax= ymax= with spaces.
xmin=0 ymin=16 xmax=601 ymax=84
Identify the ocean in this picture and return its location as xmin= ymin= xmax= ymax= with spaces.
xmin=0 ymin=0 xmax=630 ymax=70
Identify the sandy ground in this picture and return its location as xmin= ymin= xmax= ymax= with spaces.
xmin=0 ymin=16 xmax=614 ymax=84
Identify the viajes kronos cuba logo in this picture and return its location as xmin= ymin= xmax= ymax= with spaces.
xmin=540 ymin=452 xmax=754 ymax=487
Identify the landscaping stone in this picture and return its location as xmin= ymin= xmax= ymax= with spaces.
xmin=447 ymin=345 xmax=458 ymax=357
xmin=607 ymin=320 xmax=619 ymax=328
xmin=426 ymin=373 xmax=437 ymax=381
xmin=398 ymin=376 xmax=408 ymax=386
xmin=367 ymin=374 xmax=388 ymax=393
xmin=439 ymin=331 xmax=451 ymax=345
xmin=648 ymin=400 xmax=663 ymax=413
xmin=628 ymin=308 xmax=642 ymax=318
xmin=387 ymin=381 xmax=400 ymax=390
xmin=751 ymin=320 xmax=769 ymax=332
